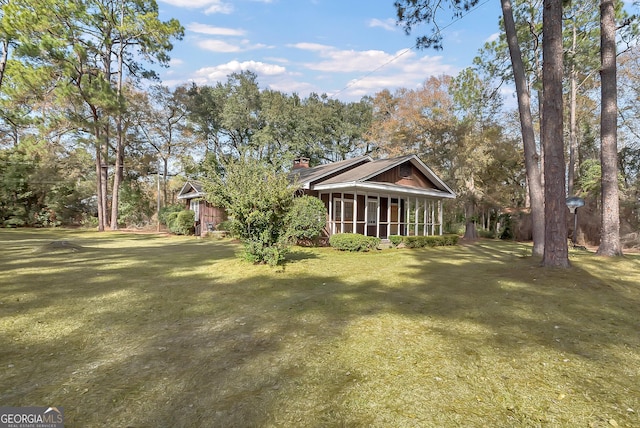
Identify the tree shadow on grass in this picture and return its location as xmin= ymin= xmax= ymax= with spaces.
xmin=1 ymin=232 xmax=639 ymax=426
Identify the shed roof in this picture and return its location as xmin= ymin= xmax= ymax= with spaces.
xmin=177 ymin=181 xmax=205 ymax=200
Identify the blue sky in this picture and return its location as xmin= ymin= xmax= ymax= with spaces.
xmin=156 ymin=0 xmax=503 ymax=100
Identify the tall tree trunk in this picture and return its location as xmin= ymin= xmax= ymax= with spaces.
xmin=463 ymin=176 xmax=478 ymax=240
xmin=95 ymin=143 xmax=105 ymax=232
xmin=110 ymin=0 xmax=125 ymax=230
xmin=501 ymin=0 xmax=545 ymax=256
xmin=542 ymin=0 xmax=570 ymax=268
xmin=110 ymin=139 xmax=123 ymax=229
xmin=90 ymin=104 xmax=107 ymax=231
xmin=596 ymin=0 xmax=623 ymax=256
xmin=101 ymin=129 xmax=110 ymax=227
xmin=568 ymin=18 xmax=579 ymax=196
xmin=162 ymin=156 xmax=169 ymax=206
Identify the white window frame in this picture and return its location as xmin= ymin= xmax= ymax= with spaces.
xmin=367 ymin=200 xmax=378 ymax=225
xmin=334 ymin=198 xmax=354 ymax=222
xmin=189 ymin=199 xmax=200 ymax=220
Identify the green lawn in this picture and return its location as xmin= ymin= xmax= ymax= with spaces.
xmin=1 ymin=229 xmax=639 ymax=427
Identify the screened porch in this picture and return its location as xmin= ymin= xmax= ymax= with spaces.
xmin=319 ymin=191 xmax=443 ymax=239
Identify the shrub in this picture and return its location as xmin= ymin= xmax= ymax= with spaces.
xmin=167 ymin=209 xmax=195 ymax=235
xmin=217 ymin=219 xmax=234 ymax=232
xmin=203 ymin=159 xmax=294 ymax=266
xmin=242 ymin=238 xmax=289 ymax=267
xmin=285 ymin=196 xmax=326 ymax=245
xmin=443 ymin=234 xmax=459 ymax=245
xmin=159 ymin=204 xmax=184 ymax=226
xmin=394 ymin=234 xmax=459 ymax=248
xmin=389 ymin=235 xmax=404 ymax=246
xmin=329 ymin=233 xmax=380 ymax=252
xmin=478 ymin=228 xmax=496 ymax=239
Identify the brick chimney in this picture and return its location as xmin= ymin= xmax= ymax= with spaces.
xmin=293 ymin=157 xmax=310 ymax=169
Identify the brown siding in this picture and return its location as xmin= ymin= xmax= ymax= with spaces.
xmin=199 ymin=201 xmax=227 ymax=236
xmin=369 ymin=163 xmax=436 ymax=189
xmin=356 ymin=194 xmax=366 ymax=222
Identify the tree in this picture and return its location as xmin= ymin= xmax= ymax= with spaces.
xmin=564 ymin=0 xmax=600 ymax=196
xmin=395 ymin=0 xmax=546 ymax=257
xmin=203 ymin=158 xmax=295 ymax=266
xmin=184 ymin=77 xmax=374 ymax=171
xmin=2 ymin=0 xmax=183 ymax=231
xmin=368 ymin=73 xmax=524 ymax=238
xmin=284 ymin=195 xmax=327 ymax=245
xmin=130 ymin=84 xmax=191 ymax=205
xmin=541 ymin=0 xmax=569 ymax=267
xmin=596 ymin=0 xmax=622 ymax=256
xmin=450 ymin=69 xmax=520 ymax=240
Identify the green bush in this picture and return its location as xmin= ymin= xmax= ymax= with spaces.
xmin=217 ymin=219 xmax=234 ymax=232
xmin=443 ymin=234 xmax=459 ymax=245
xmin=329 ymin=233 xmax=380 ymax=252
xmin=159 ymin=204 xmax=184 ymax=226
xmin=393 ymin=234 xmax=459 ymax=248
xmin=167 ymin=209 xmax=194 ymax=235
xmin=389 ymin=235 xmax=403 ymax=246
xmin=478 ymin=228 xmax=496 ymax=239
xmin=285 ymin=196 xmax=326 ymax=245
xmin=204 ymin=159 xmax=294 ymax=266
xmin=242 ymin=238 xmax=289 ymax=267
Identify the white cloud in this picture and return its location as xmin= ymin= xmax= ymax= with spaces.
xmin=485 ymin=32 xmax=500 ymax=43
xmin=188 ymin=23 xmax=246 ymax=36
xmin=292 ymin=43 xmax=405 ymax=73
xmin=368 ymin=18 xmax=397 ymax=32
xmin=289 ymin=42 xmax=333 ymax=52
xmin=193 ymin=60 xmax=287 ymax=84
xmin=197 ymin=39 xmax=243 ymax=53
xmin=169 ymin=58 xmax=184 ymax=66
xmin=309 ymin=49 xmax=396 ymax=73
xmin=158 ymin=0 xmax=233 ymax=14
xmin=204 ymin=2 xmax=233 ymax=14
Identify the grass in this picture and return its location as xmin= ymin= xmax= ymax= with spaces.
xmin=0 ymin=229 xmax=639 ymax=427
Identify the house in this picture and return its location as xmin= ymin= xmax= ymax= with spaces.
xmin=290 ymin=155 xmax=456 ymax=239
xmin=178 ymin=154 xmax=455 ymax=239
xmin=177 ymin=181 xmax=227 ymax=236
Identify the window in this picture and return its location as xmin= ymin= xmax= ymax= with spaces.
xmin=399 ymin=163 xmax=412 ymax=178
xmin=367 ymin=200 xmax=378 ymax=224
xmin=189 ymin=199 xmax=200 ymax=220
xmin=334 ymin=198 xmax=354 ymax=221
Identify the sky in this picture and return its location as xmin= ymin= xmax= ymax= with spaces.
xmin=155 ymin=0 xmax=504 ymax=101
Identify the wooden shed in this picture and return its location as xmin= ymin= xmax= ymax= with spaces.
xmin=177 ymin=181 xmax=227 ymax=237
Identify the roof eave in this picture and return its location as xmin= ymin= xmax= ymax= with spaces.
xmin=312 ymin=181 xmax=456 ymax=199
xmin=295 ymin=155 xmax=373 ymax=187
xmin=177 ymin=191 xmax=205 ymax=200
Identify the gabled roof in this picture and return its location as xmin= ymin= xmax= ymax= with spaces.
xmin=177 ymin=181 xmax=205 ymax=200
xmin=294 ymin=154 xmax=456 ymax=199
xmin=319 ymin=155 xmax=415 ymax=185
xmin=289 ymin=155 xmax=372 ymax=189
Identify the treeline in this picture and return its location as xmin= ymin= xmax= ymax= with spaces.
xmin=1 ymin=0 xmax=639 ymax=247
xmin=0 ymin=67 xmax=376 ymax=228
xmin=2 ymin=67 xmax=640 ymax=242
